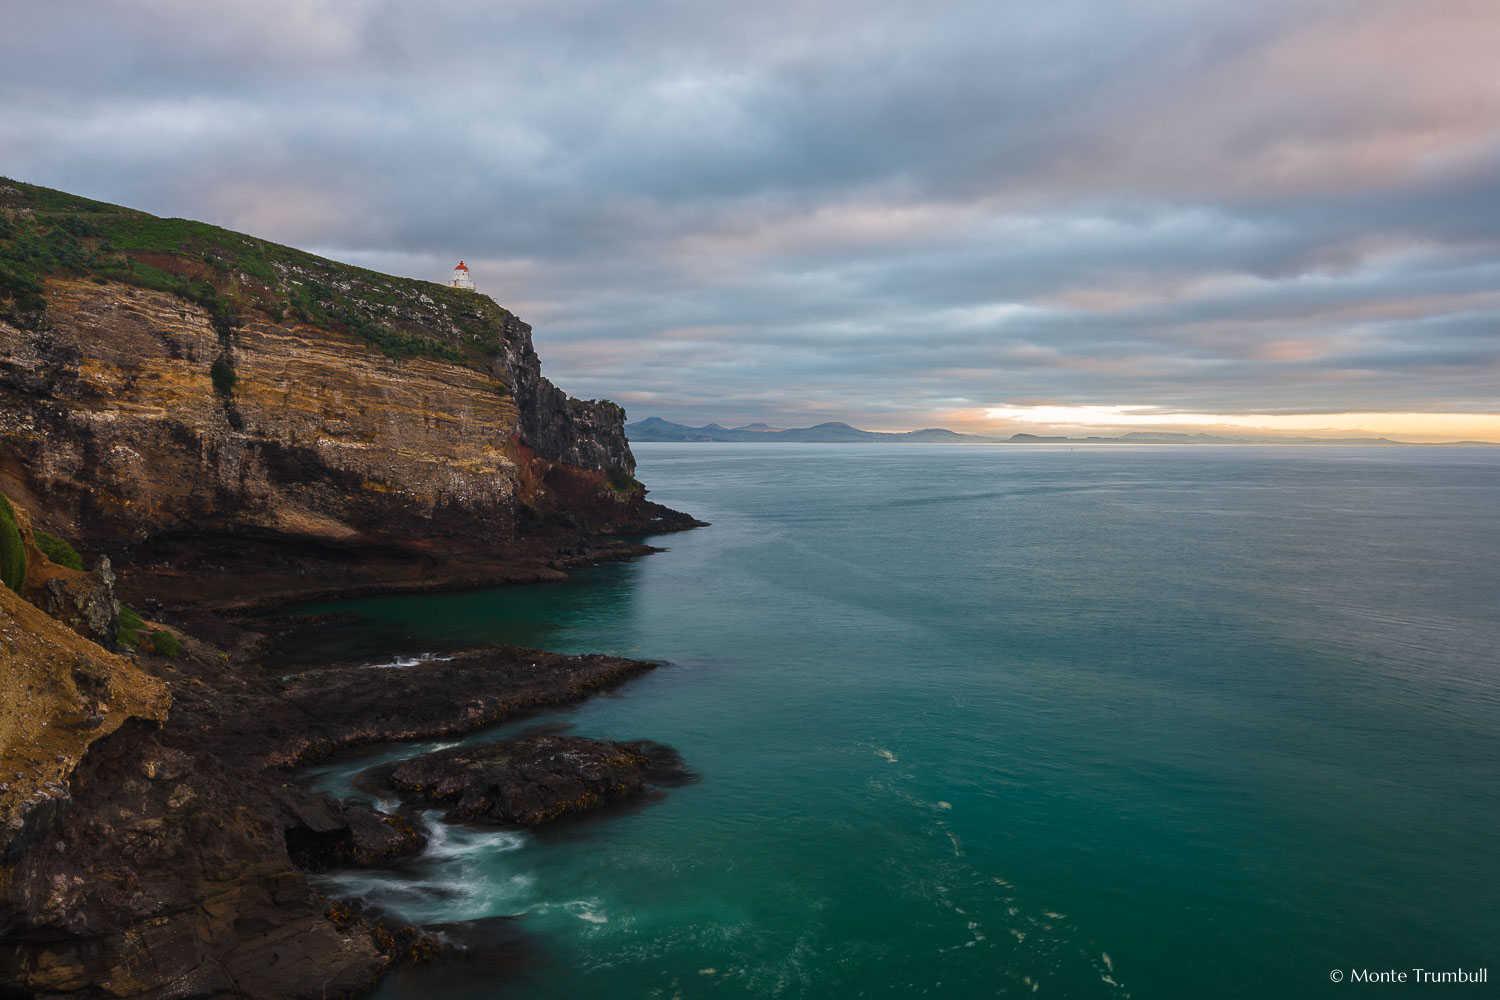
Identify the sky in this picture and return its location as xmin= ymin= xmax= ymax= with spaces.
xmin=3 ymin=0 xmax=1499 ymax=440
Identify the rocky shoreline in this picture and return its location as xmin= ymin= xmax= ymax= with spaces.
xmin=1 ymin=178 xmax=707 ymax=997
xmin=0 ymin=452 xmax=704 ymax=999
xmin=1 ymin=588 xmax=693 ymax=999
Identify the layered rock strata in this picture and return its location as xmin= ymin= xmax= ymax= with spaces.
xmin=0 ymin=276 xmax=697 ymax=609
xmin=1 ymin=178 xmax=701 ymax=610
xmin=0 ymin=178 xmax=702 ymax=999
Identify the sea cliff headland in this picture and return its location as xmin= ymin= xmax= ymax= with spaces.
xmin=0 ymin=178 xmax=702 ymax=997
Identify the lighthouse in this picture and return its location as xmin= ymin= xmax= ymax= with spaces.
xmin=448 ymin=260 xmax=475 ymax=290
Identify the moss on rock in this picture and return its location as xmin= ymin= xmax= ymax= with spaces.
xmin=34 ymin=530 xmax=84 ymax=571
xmin=0 ymin=493 xmax=26 ymax=593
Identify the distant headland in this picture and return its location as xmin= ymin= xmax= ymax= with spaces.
xmin=625 ymin=416 xmax=1495 ymax=446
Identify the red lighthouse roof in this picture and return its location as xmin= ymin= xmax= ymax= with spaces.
xmin=454 ymin=260 xmax=469 ymax=270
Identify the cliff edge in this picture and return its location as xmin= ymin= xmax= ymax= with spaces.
xmin=0 ymin=178 xmax=697 ymax=607
xmin=0 ymin=180 xmax=704 ymax=998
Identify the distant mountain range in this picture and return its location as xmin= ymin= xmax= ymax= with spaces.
xmin=625 ymin=417 xmax=1494 ymax=446
xmin=625 ymin=417 xmax=984 ymax=443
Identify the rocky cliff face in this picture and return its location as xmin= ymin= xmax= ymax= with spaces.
xmin=486 ymin=314 xmax=634 ymax=475
xmin=2 ymin=276 xmax=525 ymax=551
xmin=0 ymin=179 xmax=695 ymax=606
xmin=0 ymin=493 xmax=170 ymax=869
xmin=7 ymin=483 xmax=122 ymax=649
xmin=0 ymin=179 xmax=702 ymax=1000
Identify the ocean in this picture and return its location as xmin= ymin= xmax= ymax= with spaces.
xmin=296 ymin=444 xmax=1500 ymax=999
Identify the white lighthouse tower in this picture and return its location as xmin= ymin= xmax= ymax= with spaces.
xmin=448 ymin=260 xmax=475 ymax=290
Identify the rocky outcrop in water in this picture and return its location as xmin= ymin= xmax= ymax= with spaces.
xmin=181 ymin=645 xmax=661 ymax=770
xmin=0 ymin=633 xmax=665 ymax=998
xmin=383 ymin=733 xmax=690 ymax=826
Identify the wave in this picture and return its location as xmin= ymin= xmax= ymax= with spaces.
xmin=360 ymin=652 xmax=457 ymax=670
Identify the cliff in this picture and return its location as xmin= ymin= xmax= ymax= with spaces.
xmin=0 ymin=178 xmax=695 ymax=607
xmin=0 ymin=493 xmax=170 ymax=870
xmin=1 ymin=486 xmax=668 ymax=997
xmin=0 ymin=179 xmax=704 ymax=998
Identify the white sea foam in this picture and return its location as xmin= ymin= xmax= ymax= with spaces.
xmin=541 ymin=899 xmax=608 ymax=924
xmin=421 ymin=812 xmax=527 ymax=860
xmin=360 ymin=653 xmax=456 ymax=670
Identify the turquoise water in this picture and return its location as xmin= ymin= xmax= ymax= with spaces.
xmin=298 ymin=444 xmax=1500 ymax=999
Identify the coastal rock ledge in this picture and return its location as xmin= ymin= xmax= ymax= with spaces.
xmin=382 ymin=733 xmax=692 ymax=826
xmin=0 ymin=646 xmax=668 ymax=999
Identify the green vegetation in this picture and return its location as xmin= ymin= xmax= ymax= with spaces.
xmin=0 ymin=493 xmax=25 ymax=593
xmin=288 ymin=278 xmax=464 ymax=360
xmin=0 ymin=176 xmax=521 ymax=366
xmin=34 ymin=530 xmax=84 ymax=571
xmin=118 ymin=605 xmax=146 ymax=648
xmin=210 ymin=357 xmax=237 ymax=396
xmin=145 ymin=629 xmax=181 ymax=658
xmin=605 ymin=464 xmax=638 ymax=496
xmin=119 ymin=606 xmax=180 ymax=656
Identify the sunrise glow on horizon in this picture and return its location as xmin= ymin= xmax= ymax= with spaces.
xmin=970 ymin=406 xmax=1500 ymax=442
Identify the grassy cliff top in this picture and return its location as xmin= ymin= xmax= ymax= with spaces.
xmin=0 ymin=177 xmax=524 ymax=364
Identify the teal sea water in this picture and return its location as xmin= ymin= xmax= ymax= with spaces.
xmin=297 ymin=444 xmax=1500 ymax=999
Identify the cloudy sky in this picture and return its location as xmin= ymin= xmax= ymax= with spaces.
xmin=4 ymin=0 xmax=1499 ymax=439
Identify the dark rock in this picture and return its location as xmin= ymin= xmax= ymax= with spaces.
xmin=34 ymin=558 xmax=120 ymax=652
xmin=0 ymin=639 xmax=667 ymax=998
xmin=0 ymin=720 xmax=389 ymax=1000
xmin=192 ymin=646 xmax=660 ymax=769
xmin=492 ymin=333 xmax=634 ymax=475
xmin=1 ymin=783 xmax=72 ymax=866
xmin=384 ymin=734 xmax=690 ymax=826
xmin=372 ymin=915 xmax=538 ymax=998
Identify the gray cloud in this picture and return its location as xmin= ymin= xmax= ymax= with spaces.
xmin=3 ymin=0 xmax=1498 ymax=433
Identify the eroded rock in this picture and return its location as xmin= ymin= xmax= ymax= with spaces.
xmin=0 ymin=721 xmax=391 ymax=1000
xmin=0 ymin=636 xmax=669 ymax=998
xmin=384 ymin=733 xmax=691 ymax=826
xmin=0 ymin=579 xmax=169 ymax=866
